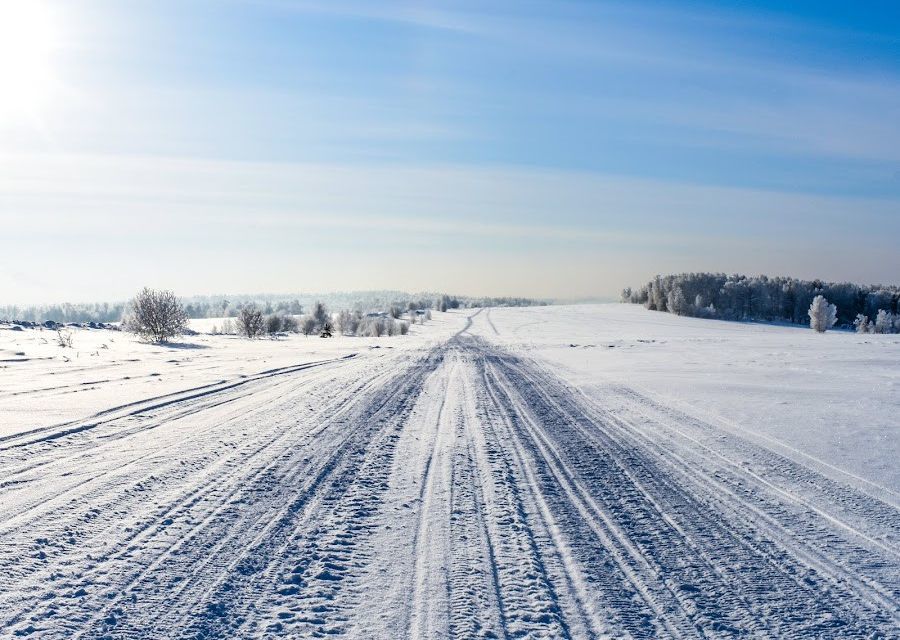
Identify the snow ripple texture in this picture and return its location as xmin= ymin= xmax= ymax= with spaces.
xmin=0 ymin=312 xmax=898 ymax=639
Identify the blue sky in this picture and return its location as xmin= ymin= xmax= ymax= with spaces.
xmin=1 ymin=0 xmax=898 ymax=302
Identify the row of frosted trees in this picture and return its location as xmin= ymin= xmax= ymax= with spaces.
xmin=2 ymin=292 xmax=542 ymax=324
xmin=124 ymin=289 xmax=441 ymax=343
xmin=623 ymin=273 xmax=900 ymax=331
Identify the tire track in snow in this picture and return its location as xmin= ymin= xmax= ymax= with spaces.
xmin=164 ymin=347 xmax=448 ymax=639
xmin=478 ymin=338 xmax=899 ymax=637
xmin=407 ymin=358 xmax=458 ymax=640
xmin=2 ymin=324 xmax=897 ymax=639
xmin=0 ymin=354 xmax=386 ymax=636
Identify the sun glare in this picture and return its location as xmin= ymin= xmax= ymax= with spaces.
xmin=0 ymin=0 xmax=58 ymax=122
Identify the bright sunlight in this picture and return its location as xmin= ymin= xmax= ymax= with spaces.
xmin=0 ymin=0 xmax=58 ymax=122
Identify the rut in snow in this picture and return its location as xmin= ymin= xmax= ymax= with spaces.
xmin=0 ymin=330 xmax=897 ymax=639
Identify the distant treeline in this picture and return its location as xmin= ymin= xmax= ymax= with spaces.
xmin=0 ymin=291 xmax=545 ymax=324
xmin=622 ymin=273 xmax=900 ymax=327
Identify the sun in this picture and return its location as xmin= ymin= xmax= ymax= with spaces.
xmin=0 ymin=0 xmax=59 ymax=122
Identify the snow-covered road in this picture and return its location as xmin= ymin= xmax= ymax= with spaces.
xmin=1 ymin=310 xmax=898 ymax=638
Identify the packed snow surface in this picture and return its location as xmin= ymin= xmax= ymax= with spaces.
xmin=0 ymin=304 xmax=898 ymax=638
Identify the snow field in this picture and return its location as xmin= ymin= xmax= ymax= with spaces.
xmin=0 ymin=305 xmax=897 ymax=638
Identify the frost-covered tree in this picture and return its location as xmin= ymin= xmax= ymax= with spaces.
xmin=123 ymin=287 xmax=188 ymax=343
xmin=281 ymin=315 xmax=299 ymax=333
xmin=874 ymin=310 xmax=896 ymax=334
xmin=265 ymin=314 xmax=283 ymax=334
xmin=622 ymin=272 xmax=900 ymax=327
xmin=237 ymin=305 xmax=265 ymax=338
xmin=311 ymin=302 xmax=330 ymax=331
xmin=336 ymin=310 xmax=355 ymax=335
xmin=300 ymin=315 xmax=318 ymax=337
xmin=808 ymin=295 xmax=837 ymax=333
xmin=667 ymin=287 xmax=688 ymax=316
xmin=854 ymin=314 xmax=871 ymax=334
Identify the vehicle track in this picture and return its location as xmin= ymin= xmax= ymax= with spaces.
xmin=474 ymin=336 xmax=899 ymax=637
xmin=2 ymin=325 xmax=897 ymax=639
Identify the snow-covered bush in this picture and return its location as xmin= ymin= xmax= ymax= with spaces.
xmin=336 ymin=310 xmax=360 ymax=336
xmin=300 ymin=315 xmax=317 ymax=337
xmin=808 ymin=295 xmax=837 ymax=333
xmin=854 ymin=314 xmax=871 ymax=334
xmin=265 ymin=314 xmax=283 ymax=334
xmin=280 ymin=315 xmax=299 ymax=333
xmin=123 ymin=287 xmax=188 ymax=343
xmin=358 ymin=316 xmax=385 ymax=337
xmin=237 ymin=305 xmax=265 ymax=338
xmin=399 ymin=321 xmax=409 ymax=335
xmin=875 ymin=309 xmax=897 ymax=333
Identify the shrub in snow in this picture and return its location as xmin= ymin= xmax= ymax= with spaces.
xmin=358 ymin=316 xmax=385 ymax=337
xmin=399 ymin=321 xmax=409 ymax=335
xmin=280 ymin=315 xmax=299 ymax=333
xmin=300 ymin=315 xmax=318 ymax=337
xmin=265 ymin=314 xmax=283 ymax=334
xmin=854 ymin=314 xmax=871 ymax=334
xmin=123 ymin=287 xmax=188 ymax=343
xmin=694 ymin=303 xmax=716 ymax=319
xmin=808 ymin=295 xmax=837 ymax=333
xmin=336 ymin=310 xmax=360 ymax=336
xmin=56 ymin=328 xmax=74 ymax=348
xmin=237 ymin=305 xmax=265 ymax=338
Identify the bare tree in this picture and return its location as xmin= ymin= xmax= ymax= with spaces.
xmin=123 ymin=287 xmax=188 ymax=343
xmin=237 ymin=305 xmax=265 ymax=338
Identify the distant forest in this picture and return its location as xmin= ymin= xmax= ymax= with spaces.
xmin=0 ymin=291 xmax=544 ymax=324
xmin=622 ymin=273 xmax=900 ymax=327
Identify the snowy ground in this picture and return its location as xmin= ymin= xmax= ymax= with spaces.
xmin=0 ymin=305 xmax=897 ymax=638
